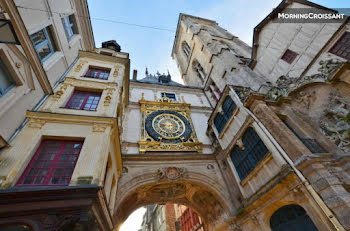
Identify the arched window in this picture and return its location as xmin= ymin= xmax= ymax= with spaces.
xmin=214 ymin=96 xmax=236 ymax=133
xmin=230 ymin=127 xmax=269 ymax=179
xmin=270 ymin=204 xmax=318 ymax=231
xmin=192 ymin=60 xmax=206 ymax=82
xmin=182 ymin=41 xmax=191 ymax=57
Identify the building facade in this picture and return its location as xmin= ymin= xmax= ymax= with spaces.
xmin=0 ymin=0 xmax=349 ymax=231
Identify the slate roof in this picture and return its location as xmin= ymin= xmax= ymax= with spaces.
xmin=135 ymin=71 xmax=184 ymax=87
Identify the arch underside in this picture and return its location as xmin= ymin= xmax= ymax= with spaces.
xmin=114 ymin=180 xmax=230 ymax=230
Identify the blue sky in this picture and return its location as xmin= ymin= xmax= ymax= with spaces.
xmin=87 ymin=0 xmax=349 ymax=84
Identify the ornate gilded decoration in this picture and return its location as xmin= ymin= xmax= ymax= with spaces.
xmin=104 ymin=88 xmax=115 ymax=106
xmin=113 ymin=65 xmax=121 ymax=77
xmin=74 ymin=60 xmax=88 ymax=72
xmin=138 ymin=96 xmax=202 ymax=153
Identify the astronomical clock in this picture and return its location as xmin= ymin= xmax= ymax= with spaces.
xmin=138 ymin=95 xmax=202 ymax=153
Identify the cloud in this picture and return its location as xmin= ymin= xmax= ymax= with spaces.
xmin=120 ymin=207 xmax=146 ymax=231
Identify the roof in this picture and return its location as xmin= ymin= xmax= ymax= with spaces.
xmin=249 ymin=0 xmax=338 ymax=69
xmin=135 ymin=71 xmax=184 ymax=87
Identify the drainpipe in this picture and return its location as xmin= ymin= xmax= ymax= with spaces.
xmin=244 ymin=108 xmax=345 ymax=231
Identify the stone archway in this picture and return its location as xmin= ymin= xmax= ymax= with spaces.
xmin=113 ymin=159 xmax=235 ymax=231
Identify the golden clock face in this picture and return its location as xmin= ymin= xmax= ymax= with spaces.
xmin=152 ymin=113 xmax=185 ymax=139
xmin=145 ymin=110 xmax=192 ymax=143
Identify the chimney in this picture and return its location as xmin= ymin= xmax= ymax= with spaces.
xmin=133 ymin=69 xmax=137 ymax=80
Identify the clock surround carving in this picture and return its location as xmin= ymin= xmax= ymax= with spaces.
xmin=138 ymin=96 xmax=202 ymax=153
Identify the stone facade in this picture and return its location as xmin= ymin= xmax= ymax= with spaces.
xmin=0 ymin=0 xmax=349 ymax=231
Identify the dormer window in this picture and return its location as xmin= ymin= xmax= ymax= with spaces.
xmin=161 ymin=92 xmax=176 ymax=101
xmin=182 ymin=41 xmax=191 ymax=57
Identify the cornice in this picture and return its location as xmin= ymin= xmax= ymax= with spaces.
xmin=79 ymin=50 xmax=129 ymax=65
xmin=26 ymin=111 xmax=117 ymax=126
xmin=121 ymin=153 xmax=216 ymax=161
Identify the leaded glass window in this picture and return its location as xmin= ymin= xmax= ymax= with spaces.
xmin=214 ymin=96 xmax=236 ymax=133
xmin=84 ymin=67 xmax=110 ymax=80
xmin=17 ymin=140 xmax=83 ymax=186
xmin=230 ymin=127 xmax=269 ymax=179
xmin=66 ymin=90 xmax=101 ymax=111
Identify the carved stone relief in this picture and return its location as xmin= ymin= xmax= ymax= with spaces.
xmin=319 ymin=93 xmax=350 ymax=152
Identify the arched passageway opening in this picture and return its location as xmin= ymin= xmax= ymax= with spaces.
xmin=120 ymin=203 xmax=206 ymax=231
xmin=114 ymin=180 xmax=232 ymax=231
xmin=270 ymin=204 xmax=319 ymax=231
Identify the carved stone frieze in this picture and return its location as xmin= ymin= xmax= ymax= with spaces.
xmin=156 ymin=167 xmax=185 ymax=181
xmin=237 ymin=59 xmax=344 ymax=102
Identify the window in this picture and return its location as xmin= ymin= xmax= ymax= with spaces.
xmin=182 ymin=41 xmax=191 ymax=57
xmin=230 ymin=127 xmax=269 ymax=179
xmin=84 ymin=67 xmax=110 ymax=80
xmin=30 ymin=27 xmax=56 ymax=62
xmin=329 ymin=31 xmax=350 ymax=60
xmin=0 ymin=58 xmax=15 ymax=97
xmin=214 ymin=96 xmax=236 ymax=133
xmin=62 ymin=14 xmax=77 ymax=41
xmin=208 ymin=81 xmax=222 ymax=103
xmin=281 ymin=49 xmax=298 ymax=64
xmin=161 ymin=92 xmax=176 ymax=101
xmin=17 ymin=140 xmax=83 ymax=186
xmin=270 ymin=205 xmax=318 ymax=231
xmin=66 ymin=90 xmax=101 ymax=111
xmin=282 ymin=120 xmax=327 ymax=153
xmin=192 ymin=60 xmax=206 ymax=82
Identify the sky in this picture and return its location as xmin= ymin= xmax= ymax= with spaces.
xmin=86 ymin=0 xmax=349 ymax=230
xmin=87 ymin=0 xmax=348 ymax=85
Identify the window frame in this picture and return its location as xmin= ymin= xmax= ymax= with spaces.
xmin=30 ymin=27 xmax=55 ymax=63
xmin=160 ymin=92 xmax=176 ymax=101
xmin=0 ymin=58 xmax=15 ymax=97
xmin=84 ymin=67 xmax=110 ymax=80
xmin=62 ymin=14 xmax=77 ymax=41
xmin=214 ymin=95 xmax=237 ymax=134
xmin=230 ymin=127 xmax=269 ymax=180
xmin=16 ymin=139 xmax=84 ymax=186
xmin=281 ymin=49 xmax=298 ymax=64
xmin=65 ymin=90 xmax=102 ymax=111
xmin=182 ymin=41 xmax=191 ymax=57
xmin=329 ymin=31 xmax=350 ymax=60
